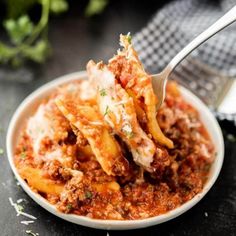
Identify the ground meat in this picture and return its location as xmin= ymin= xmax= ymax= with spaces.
xmin=14 ymin=81 xmax=215 ymax=220
xmin=42 ymin=160 xmax=72 ymax=182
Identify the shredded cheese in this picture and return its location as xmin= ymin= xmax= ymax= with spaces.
xmin=26 ymin=104 xmax=54 ymax=156
xmin=21 ymin=220 xmax=34 ymax=225
xmin=26 ymin=230 xmax=39 ymax=236
xmin=17 ymin=199 xmax=24 ymax=203
xmin=9 ymin=197 xmax=37 ymax=220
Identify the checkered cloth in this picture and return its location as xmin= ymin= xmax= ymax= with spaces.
xmin=133 ymin=0 xmax=236 ymax=125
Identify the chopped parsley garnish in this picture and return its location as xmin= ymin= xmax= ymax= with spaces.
xmin=85 ymin=191 xmax=93 ymax=199
xmin=66 ymin=203 xmax=73 ymax=210
xmin=20 ymin=146 xmax=27 ymax=159
xmin=16 ymin=204 xmax=24 ymax=212
xmin=127 ymin=34 xmax=132 ymax=44
xmin=26 ymin=230 xmax=39 ymax=236
xmin=203 ymin=164 xmax=211 ymax=172
xmin=121 ymin=123 xmax=134 ymax=139
xmin=99 ymin=88 xmax=107 ymax=96
xmin=104 ymin=106 xmax=110 ymax=116
xmin=135 ymin=148 xmax=140 ymax=155
xmin=20 ymin=152 xmax=26 ymax=159
xmin=148 ymin=185 xmax=154 ymax=191
xmin=125 ymin=131 xmax=134 ymax=139
xmin=0 ymin=148 xmax=4 ymax=155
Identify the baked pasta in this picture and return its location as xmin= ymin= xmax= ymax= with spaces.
xmin=14 ymin=35 xmax=215 ymax=220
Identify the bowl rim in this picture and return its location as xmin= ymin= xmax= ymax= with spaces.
xmin=6 ymin=71 xmax=224 ymax=230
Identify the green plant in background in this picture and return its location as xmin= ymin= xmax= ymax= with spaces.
xmin=85 ymin=0 xmax=108 ymax=16
xmin=0 ymin=0 xmax=108 ymax=67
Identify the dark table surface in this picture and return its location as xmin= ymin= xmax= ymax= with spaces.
xmin=0 ymin=1 xmax=236 ymax=235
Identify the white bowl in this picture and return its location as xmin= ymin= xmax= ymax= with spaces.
xmin=6 ymin=71 xmax=224 ymax=230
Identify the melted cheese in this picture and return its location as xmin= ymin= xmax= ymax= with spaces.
xmin=26 ymin=101 xmax=66 ymax=164
xmin=79 ymin=80 xmax=96 ymax=100
xmin=26 ymin=103 xmax=54 ymax=156
xmin=87 ymin=61 xmax=155 ymax=171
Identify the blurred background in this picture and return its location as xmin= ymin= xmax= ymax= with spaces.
xmin=0 ymin=0 xmax=166 ymax=83
xmin=0 ymin=0 xmax=236 ymax=235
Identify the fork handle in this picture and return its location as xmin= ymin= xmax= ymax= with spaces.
xmin=164 ymin=5 xmax=236 ymax=75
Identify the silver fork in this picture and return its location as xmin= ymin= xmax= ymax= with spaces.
xmin=152 ymin=5 xmax=236 ymax=110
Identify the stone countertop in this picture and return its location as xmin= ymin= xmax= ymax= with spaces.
xmin=0 ymin=1 xmax=236 ymax=235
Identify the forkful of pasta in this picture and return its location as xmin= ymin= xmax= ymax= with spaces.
xmin=54 ymin=34 xmax=174 ymax=176
xmin=81 ymin=34 xmax=175 ymax=174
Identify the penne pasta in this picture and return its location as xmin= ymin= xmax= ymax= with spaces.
xmin=92 ymin=181 xmax=120 ymax=192
xmin=55 ymin=98 xmax=130 ymax=176
xmin=87 ymin=60 xmax=156 ymax=172
xmin=108 ymin=35 xmax=174 ymax=149
xmin=14 ymin=35 xmax=215 ymax=220
xmin=19 ymin=166 xmax=64 ymax=195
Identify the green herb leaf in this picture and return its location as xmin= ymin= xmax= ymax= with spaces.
xmin=26 ymin=230 xmax=39 ymax=236
xmin=50 ymin=0 xmax=68 ymax=14
xmin=4 ymin=15 xmax=34 ymax=45
xmin=0 ymin=0 xmax=52 ymax=66
xmin=20 ymin=152 xmax=26 ymax=159
xmin=121 ymin=124 xmax=134 ymax=139
xmin=0 ymin=43 xmax=16 ymax=64
xmin=23 ymin=40 xmax=50 ymax=63
xmin=16 ymin=204 xmax=24 ymax=212
xmin=104 ymin=105 xmax=110 ymax=116
xmin=66 ymin=203 xmax=73 ymax=210
xmin=127 ymin=34 xmax=132 ymax=44
xmin=85 ymin=0 xmax=108 ymax=17
xmin=125 ymin=130 xmax=134 ymax=139
xmin=85 ymin=191 xmax=93 ymax=199
xmin=99 ymin=88 xmax=107 ymax=96
xmin=5 ymin=0 xmax=36 ymax=18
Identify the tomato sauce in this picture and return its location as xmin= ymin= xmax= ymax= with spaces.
xmin=14 ymin=81 xmax=215 ymax=220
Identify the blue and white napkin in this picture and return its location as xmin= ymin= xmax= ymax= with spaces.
xmin=133 ymin=0 xmax=236 ymax=125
